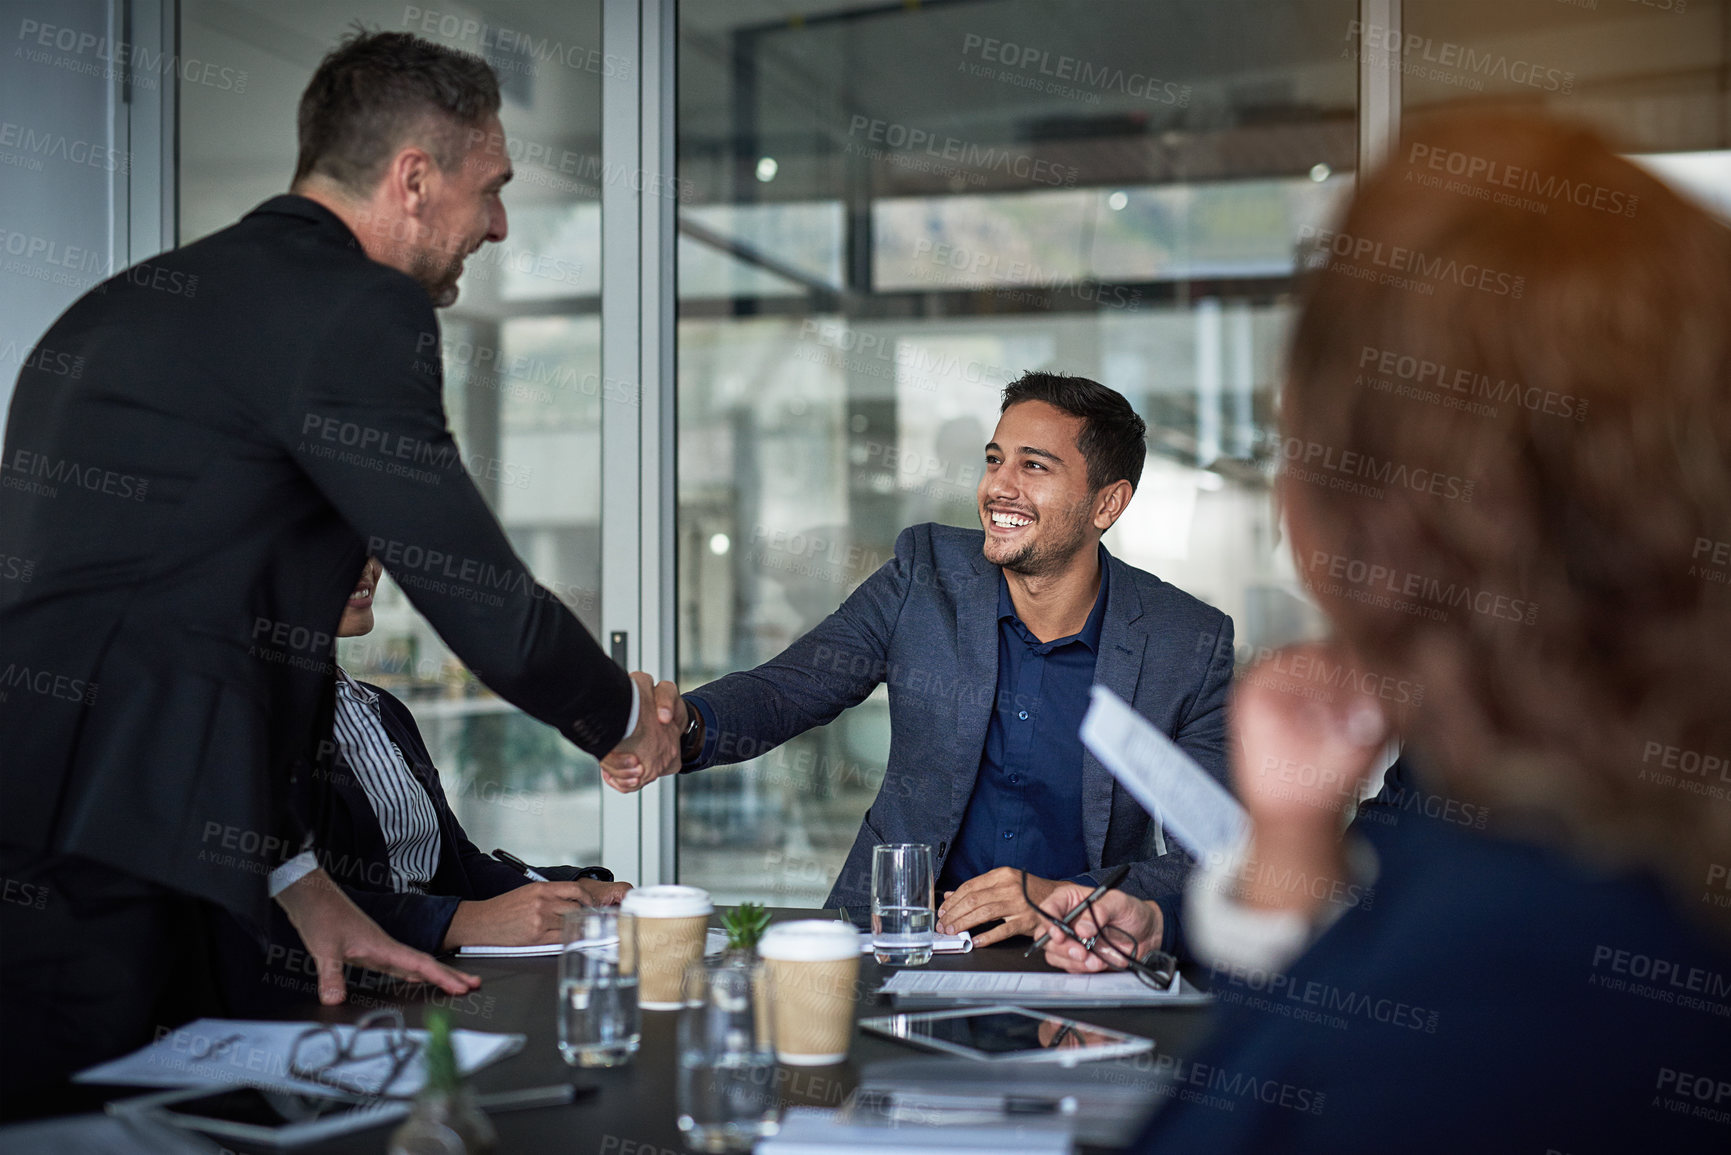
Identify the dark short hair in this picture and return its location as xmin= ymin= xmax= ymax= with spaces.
xmin=293 ymin=28 xmax=500 ymax=193
xmin=1000 ymin=372 xmax=1147 ymax=491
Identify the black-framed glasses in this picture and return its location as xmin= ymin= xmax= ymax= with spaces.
xmin=1018 ymin=870 xmax=1179 ymax=992
xmin=288 ymin=1009 xmax=421 ymax=1099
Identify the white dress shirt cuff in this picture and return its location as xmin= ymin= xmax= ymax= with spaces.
xmin=267 ymin=850 xmax=320 ymax=898
xmin=619 ymin=677 xmax=641 ymax=746
xmin=1185 ymin=838 xmax=1375 ymax=975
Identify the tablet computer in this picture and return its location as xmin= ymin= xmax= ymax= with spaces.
xmin=109 ymin=1085 xmax=410 ymax=1147
xmin=858 ymin=1004 xmax=1153 ymax=1064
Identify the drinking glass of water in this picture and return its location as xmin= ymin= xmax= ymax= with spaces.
xmin=871 ymin=842 xmax=935 ymax=966
xmin=558 ymin=907 xmax=640 ymax=1068
xmin=676 ymin=959 xmax=780 ymax=1152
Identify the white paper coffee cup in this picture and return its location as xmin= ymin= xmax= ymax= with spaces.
xmin=758 ymin=920 xmax=861 ymax=1065
xmin=620 ymin=885 xmax=713 ymax=1009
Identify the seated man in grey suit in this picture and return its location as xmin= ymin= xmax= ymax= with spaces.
xmin=604 ymin=373 xmax=1234 ymax=953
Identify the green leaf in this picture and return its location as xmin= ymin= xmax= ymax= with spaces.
xmin=722 ymin=902 xmax=772 ymax=952
xmin=423 ymin=1008 xmax=460 ymax=1094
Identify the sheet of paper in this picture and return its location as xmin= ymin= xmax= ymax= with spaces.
xmin=457 ymin=927 xmax=728 ymax=959
xmin=761 ymin=1107 xmax=1074 ymax=1155
xmin=878 ymin=970 xmax=1180 ymax=1002
xmin=458 ymin=933 xmax=613 ymax=958
xmin=74 ymin=1018 xmax=524 ymax=1099
xmin=859 ymin=930 xmax=973 ymax=954
xmin=1080 ymin=685 xmax=1248 ymax=862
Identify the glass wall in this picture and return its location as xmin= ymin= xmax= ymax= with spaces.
xmin=171 ymin=1 xmax=1728 ymax=903
xmin=674 ymin=0 xmax=1360 ymax=904
xmin=179 ymin=0 xmax=610 ymax=867
xmin=1400 ymin=0 xmax=1731 ymax=213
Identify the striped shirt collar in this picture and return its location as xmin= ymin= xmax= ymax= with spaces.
xmin=334 ymin=666 xmax=380 ymax=706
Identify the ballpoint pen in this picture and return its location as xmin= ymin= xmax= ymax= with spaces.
xmin=853 ymin=1089 xmax=1078 ymax=1119
xmin=1025 ymin=862 xmax=1132 ymax=957
xmin=491 ymin=848 xmax=549 ymax=882
xmin=475 ymin=1084 xmax=595 ymax=1112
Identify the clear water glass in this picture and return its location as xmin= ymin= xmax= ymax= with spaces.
xmin=558 ymin=908 xmax=640 ymax=1068
xmin=871 ymin=842 xmax=935 ymax=966
xmin=676 ymin=960 xmax=781 ymax=1152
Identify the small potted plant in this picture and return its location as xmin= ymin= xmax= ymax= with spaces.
xmin=387 ymin=1009 xmax=496 ymax=1155
xmin=711 ymin=903 xmax=774 ymax=1045
xmin=720 ymin=902 xmax=772 ymax=964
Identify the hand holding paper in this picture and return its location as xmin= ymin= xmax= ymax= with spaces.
xmin=1079 ymin=685 xmax=1249 ymax=864
xmin=1078 ymin=644 xmax=1387 ymax=921
xmin=1226 ymin=642 xmax=1388 ymax=915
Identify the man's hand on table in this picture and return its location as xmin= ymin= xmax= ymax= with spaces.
xmin=443 ymin=879 xmax=634 ymax=949
xmin=936 ymin=867 xmax=1059 ymax=947
xmin=275 ymin=867 xmax=481 ymax=1006
xmin=1036 ymin=883 xmax=1164 ymax=973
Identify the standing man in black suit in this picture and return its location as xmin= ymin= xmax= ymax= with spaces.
xmin=0 ymin=30 xmax=681 ymax=1117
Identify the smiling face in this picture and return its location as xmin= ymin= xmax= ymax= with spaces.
xmin=406 ymin=114 xmax=512 ymax=306
xmin=337 ymin=557 xmax=384 ymax=639
xmin=978 ymin=401 xmax=1109 ymax=577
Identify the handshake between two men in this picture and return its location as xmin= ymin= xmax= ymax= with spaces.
xmin=595 ymin=670 xmax=1138 ymax=951
xmin=603 ymin=671 xmax=690 ymax=792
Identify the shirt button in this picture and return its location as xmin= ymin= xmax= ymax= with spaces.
xmin=1003 ymin=831 xmax=1014 ymax=839
xmin=1017 ymin=710 xmax=1029 ymax=720
xmin=1009 ymin=774 xmax=1021 ymax=784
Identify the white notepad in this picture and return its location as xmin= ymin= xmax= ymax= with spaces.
xmin=757 ymin=1107 xmax=1074 ymax=1155
xmin=879 ymin=969 xmax=1199 ymax=1006
xmin=457 ymin=927 xmax=729 ymax=959
xmin=75 ymin=1018 xmax=524 ymax=1099
xmin=860 ymin=930 xmax=973 ymax=954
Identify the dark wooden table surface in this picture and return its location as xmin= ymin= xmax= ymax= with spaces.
xmin=242 ymin=908 xmax=1217 ymax=1154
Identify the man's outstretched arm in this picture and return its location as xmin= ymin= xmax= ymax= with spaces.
xmin=602 ymin=525 xmax=929 ymax=793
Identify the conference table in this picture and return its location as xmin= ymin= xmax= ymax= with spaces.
xmin=259 ymin=907 xmax=1218 ymax=1155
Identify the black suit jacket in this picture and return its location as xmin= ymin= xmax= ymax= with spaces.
xmin=1132 ymin=757 xmax=1731 ymax=1153
xmin=0 ymin=195 xmax=631 ymax=931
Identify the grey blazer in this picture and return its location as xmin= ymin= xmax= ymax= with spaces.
xmin=686 ymin=522 xmax=1234 ymax=941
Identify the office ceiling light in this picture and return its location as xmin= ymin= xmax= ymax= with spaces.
xmin=1309 ymin=163 xmax=1332 ymax=183
xmin=755 ymin=156 xmax=779 ymax=182
xmin=1107 ymin=190 xmax=1129 ymax=211
xmin=709 ymin=533 xmax=731 ymax=556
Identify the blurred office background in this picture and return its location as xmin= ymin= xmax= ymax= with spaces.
xmin=3 ymin=0 xmax=1727 ymax=902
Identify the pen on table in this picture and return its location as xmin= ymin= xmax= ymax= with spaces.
xmin=474 ymin=1084 xmax=592 ymax=1112
xmin=866 ymin=1089 xmax=1078 ymax=1116
xmin=1026 ymin=863 xmax=1131 ymax=957
xmin=491 ymin=848 xmax=549 ymax=882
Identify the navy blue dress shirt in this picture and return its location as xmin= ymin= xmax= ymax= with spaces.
xmin=939 ymin=556 xmax=1109 ymax=892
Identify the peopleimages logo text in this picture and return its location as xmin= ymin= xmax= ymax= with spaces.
xmin=1299 ymin=225 xmax=1525 ymax=298
xmin=1345 ymin=21 xmax=1574 ymax=94
xmin=1406 ymin=143 xmax=1638 ymax=217
xmin=846 ymin=117 xmax=1078 ymax=188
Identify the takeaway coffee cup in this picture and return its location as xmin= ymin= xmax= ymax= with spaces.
xmin=757 ymin=919 xmax=862 ymax=1065
xmin=620 ymin=885 xmax=713 ymax=1010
